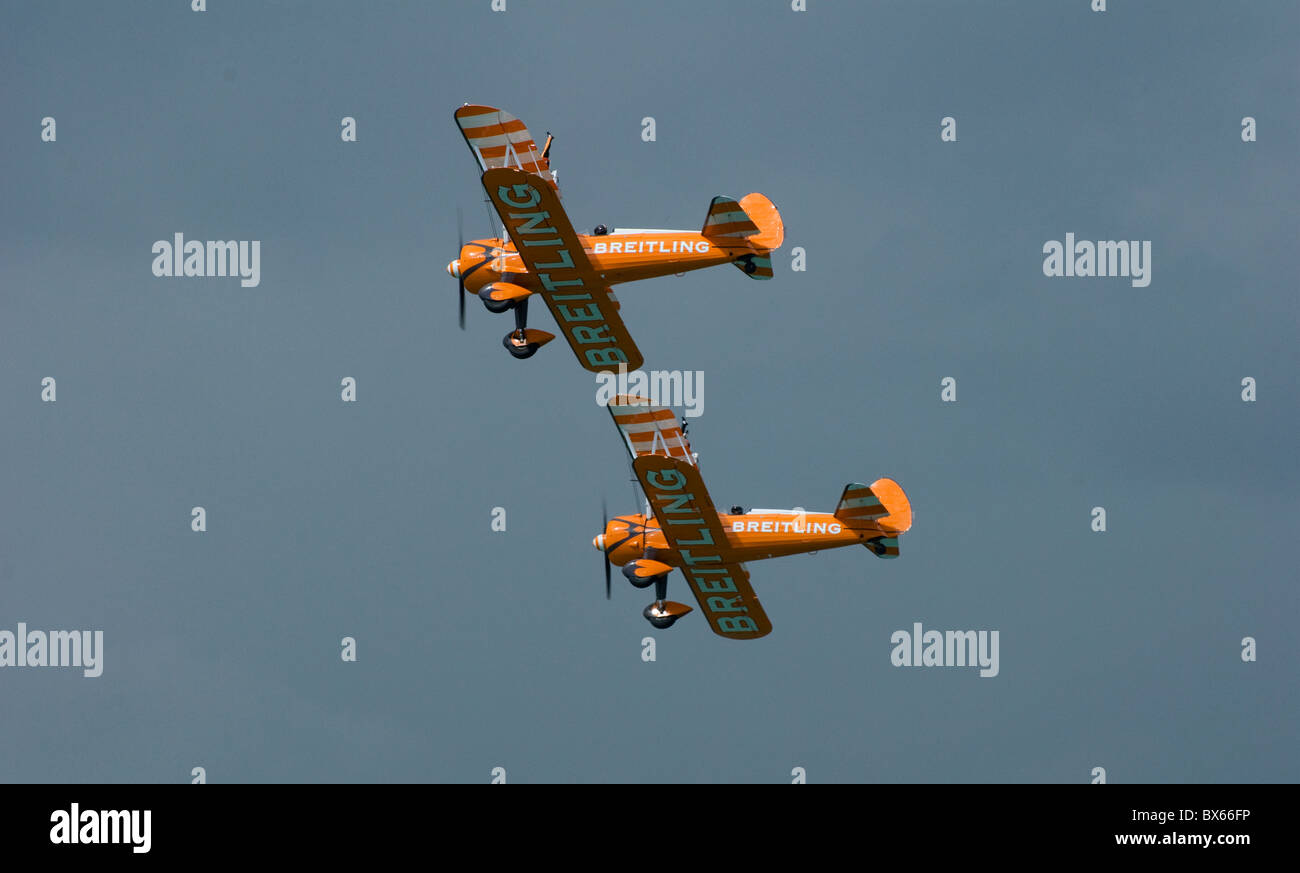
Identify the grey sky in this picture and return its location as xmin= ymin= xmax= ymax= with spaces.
xmin=1 ymin=0 xmax=1296 ymax=782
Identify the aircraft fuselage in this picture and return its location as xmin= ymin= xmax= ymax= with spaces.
xmin=451 ymin=230 xmax=756 ymax=293
xmin=597 ymin=510 xmax=871 ymax=569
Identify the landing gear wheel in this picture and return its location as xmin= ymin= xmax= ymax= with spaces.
xmin=503 ymin=333 xmax=538 ymax=359
xmin=643 ymin=602 xmax=680 ymax=629
xmin=742 ymin=257 xmax=758 ymax=274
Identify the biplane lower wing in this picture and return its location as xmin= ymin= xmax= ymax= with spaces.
xmin=631 ymin=454 xmax=772 ymax=640
xmin=482 ymin=167 xmax=644 ymax=373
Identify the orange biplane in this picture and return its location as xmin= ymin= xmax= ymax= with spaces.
xmin=448 ymin=104 xmax=785 ymax=371
xmin=595 ymin=395 xmax=913 ymax=639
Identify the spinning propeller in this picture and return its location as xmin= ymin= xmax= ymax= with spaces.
xmin=456 ymin=207 xmax=466 ymax=329
xmin=601 ymin=497 xmax=611 ymax=599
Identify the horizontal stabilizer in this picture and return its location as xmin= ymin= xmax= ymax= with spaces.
xmin=865 ymin=535 xmax=901 ymax=559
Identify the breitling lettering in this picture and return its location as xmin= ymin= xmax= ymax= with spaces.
xmin=494 ymin=181 xmax=630 ymax=369
xmin=591 ymin=239 xmax=710 ymax=255
xmin=731 ymin=519 xmax=842 ymax=535
xmin=642 ymin=466 xmax=761 ymax=635
xmin=498 ymin=183 xmax=540 ymax=209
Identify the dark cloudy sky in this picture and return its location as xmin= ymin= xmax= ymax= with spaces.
xmin=1 ymin=0 xmax=1295 ymax=782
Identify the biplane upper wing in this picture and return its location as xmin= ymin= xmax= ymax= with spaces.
xmin=454 ymin=104 xmax=557 ymax=191
xmin=630 ymin=451 xmax=772 ymax=641
xmin=482 ymin=166 xmax=644 ymax=372
xmin=608 ymin=394 xmax=693 ymax=463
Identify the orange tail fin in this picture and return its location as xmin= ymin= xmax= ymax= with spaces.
xmin=701 ymin=193 xmax=784 ymax=280
xmin=834 ymin=478 xmax=912 ymax=558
